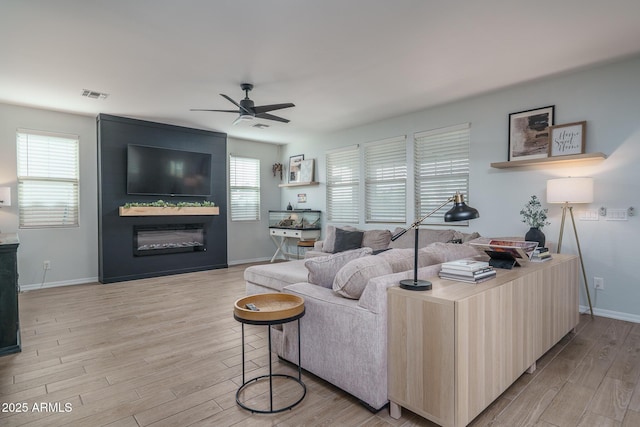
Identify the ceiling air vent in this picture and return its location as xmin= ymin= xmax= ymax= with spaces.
xmin=81 ymin=89 xmax=109 ymax=100
xmin=253 ymin=123 xmax=269 ymax=129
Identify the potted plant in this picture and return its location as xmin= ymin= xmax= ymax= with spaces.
xmin=520 ymin=195 xmax=550 ymax=247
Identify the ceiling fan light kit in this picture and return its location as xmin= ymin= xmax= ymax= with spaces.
xmin=191 ymin=83 xmax=294 ymax=125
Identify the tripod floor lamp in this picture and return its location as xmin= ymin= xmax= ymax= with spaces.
xmin=390 ymin=192 xmax=479 ymax=291
xmin=547 ymin=177 xmax=594 ymax=317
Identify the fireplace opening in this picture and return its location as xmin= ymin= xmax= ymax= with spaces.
xmin=133 ymin=224 xmax=206 ymax=256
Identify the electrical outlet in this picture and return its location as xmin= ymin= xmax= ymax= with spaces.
xmin=594 ymin=276 xmax=604 ymax=290
xmin=43 ymin=260 xmax=51 ymax=270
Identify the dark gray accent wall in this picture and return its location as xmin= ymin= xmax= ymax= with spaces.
xmin=97 ymin=114 xmax=227 ymax=283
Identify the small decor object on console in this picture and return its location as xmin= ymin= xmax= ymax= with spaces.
xmin=520 ymin=195 xmax=549 ymax=247
xmin=531 ymin=247 xmax=552 ymax=262
xmin=438 ymin=259 xmax=496 ymax=284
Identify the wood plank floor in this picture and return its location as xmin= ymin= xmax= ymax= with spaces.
xmin=1 ymin=263 xmax=639 ymax=426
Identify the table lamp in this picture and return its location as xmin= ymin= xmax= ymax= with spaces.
xmin=547 ymin=177 xmax=594 ymax=317
xmin=391 ymin=192 xmax=479 ymax=291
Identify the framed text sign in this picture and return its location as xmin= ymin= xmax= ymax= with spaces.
xmin=549 ymin=121 xmax=586 ymax=157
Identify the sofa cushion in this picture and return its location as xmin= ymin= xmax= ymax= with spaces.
xmin=430 ymin=241 xmax=482 ymax=261
xmin=362 ymin=229 xmax=392 ymax=251
xmin=244 ymin=259 xmax=309 ymax=292
xmin=453 ymin=230 xmax=481 ymax=243
xmin=376 ymin=247 xmax=444 ymax=273
xmin=332 ymin=228 xmax=364 ymax=253
xmin=388 ymin=227 xmax=456 ymax=249
xmin=333 ymin=255 xmax=393 ymax=299
xmin=304 ymin=247 xmax=372 ymax=288
xmin=323 ymin=225 xmax=358 ymax=253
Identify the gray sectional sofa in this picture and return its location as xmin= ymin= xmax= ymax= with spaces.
xmin=243 ymin=226 xmax=481 ymax=411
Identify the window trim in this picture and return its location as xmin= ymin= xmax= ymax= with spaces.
xmin=414 ymin=122 xmax=471 ymax=226
xmin=229 ymin=154 xmax=261 ymax=222
xmin=16 ymin=128 xmax=80 ymax=229
xmin=364 ymin=135 xmax=407 ymax=224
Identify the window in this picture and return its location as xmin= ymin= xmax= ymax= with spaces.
xmin=364 ymin=136 xmax=406 ymax=223
xmin=229 ymin=155 xmax=260 ymax=221
xmin=414 ymin=123 xmax=471 ymax=225
xmin=17 ymin=129 xmax=79 ymax=228
xmin=326 ymin=145 xmax=359 ymax=223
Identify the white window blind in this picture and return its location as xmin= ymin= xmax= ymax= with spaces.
xmin=364 ymin=136 xmax=406 ymax=223
xmin=17 ymin=129 xmax=79 ymax=228
xmin=229 ymin=155 xmax=260 ymax=221
xmin=414 ymin=123 xmax=471 ymax=225
xmin=326 ymin=146 xmax=359 ymax=223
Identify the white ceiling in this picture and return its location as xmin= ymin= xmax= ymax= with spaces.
xmin=2 ymin=0 xmax=640 ymax=144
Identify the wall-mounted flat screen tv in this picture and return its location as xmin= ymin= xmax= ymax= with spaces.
xmin=127 ymin=144 xmax=212 ymax=196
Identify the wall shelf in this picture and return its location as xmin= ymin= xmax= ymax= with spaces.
xmin=490 ymin=152 xmax=607 ymax=169
xmin=278 ymin=181 xmax=319 ymax=188
xmin=119 ymin=206 xmax=220 ymax=216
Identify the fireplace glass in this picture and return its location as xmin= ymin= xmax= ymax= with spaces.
xmin=133 ymin=224 xmax=205 ymax=256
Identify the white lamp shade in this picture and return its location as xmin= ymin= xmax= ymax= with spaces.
xmin=547 ymin=177 xmax=594 ymax=204
xmin=0 ymin=187 xmax=10 ymax=207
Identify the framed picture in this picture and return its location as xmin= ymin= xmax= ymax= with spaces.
xmin=288 ymin=154 xmax=304 ymax=183
xmin=299 ymin=159 xmax=314 ymax=183
xmin=549 ymin=121 xmax=586 ymax=157
xmin=508 ymin=105 xmax=554 ymax=161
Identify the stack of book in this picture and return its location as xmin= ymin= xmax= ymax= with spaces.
xmin=531 ymin=247 xmax=552 ymax=262
xmin=439 ymin=259 xmax=496 ymax=284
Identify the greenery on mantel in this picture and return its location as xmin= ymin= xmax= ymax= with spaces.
xmin=122 ymin=200 xmax=216 ymax=209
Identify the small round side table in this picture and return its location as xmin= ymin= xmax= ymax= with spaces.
xmin=233 ymin=293 xmax=306 ymax=414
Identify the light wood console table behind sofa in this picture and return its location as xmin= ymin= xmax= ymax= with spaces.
xmin=388 ymin=253 xmax=579 ymax=427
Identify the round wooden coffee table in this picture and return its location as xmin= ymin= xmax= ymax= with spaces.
xmin=233 ymin=293 xmax=306 ymax=414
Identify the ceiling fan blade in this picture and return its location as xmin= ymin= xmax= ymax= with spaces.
xmin=253 ymin=103 xmax=295 ymax=114
xmin=221 ymin=94 xmax=252 ymax=115
xmin=256 ymin=112 xmax=290 ymax=123
xmin=190 ymin=109 xmax=240 ymax=113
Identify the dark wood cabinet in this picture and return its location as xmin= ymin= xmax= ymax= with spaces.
xmin=0 ymin=233 xmax=20 ymax=356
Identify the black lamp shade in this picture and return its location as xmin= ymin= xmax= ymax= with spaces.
xmin=444 ymin=202 xmax=479 ymax=222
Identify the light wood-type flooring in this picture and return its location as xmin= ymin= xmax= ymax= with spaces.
xmin=1 ymin=262 xmax=640 ymax=426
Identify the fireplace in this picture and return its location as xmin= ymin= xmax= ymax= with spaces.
xmin=133 ymin=224 xmax=206 ymax=256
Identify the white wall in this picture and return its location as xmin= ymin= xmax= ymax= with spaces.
xmin=280 ymin=55 xmax=640 ymax=321
xmin=226 ymin=137 xmax=282 ymax=264
xmin=0 ymin=103 xmax=98 ymax=289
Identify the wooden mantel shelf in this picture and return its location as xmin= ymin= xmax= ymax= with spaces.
xmin=119 ymin=206 xmax=219 ymax=216
xmin=491 ymin=152 xmax=607 ymax=169
xmin=278 ymin=181 xmax=319 ymax=188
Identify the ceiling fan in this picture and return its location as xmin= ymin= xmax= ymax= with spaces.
xmin=191 ymin=83 xmax=295 ymax=125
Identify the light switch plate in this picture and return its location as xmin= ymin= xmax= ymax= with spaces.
xmin=606 ymin=209 xmax=628 ymax=221
xmin=579 ymin=209 xmax=599 ymax=221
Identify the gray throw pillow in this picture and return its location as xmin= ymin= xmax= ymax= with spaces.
xmin=332 ymin=228 xmax=364 ymax=253
xmin=305 ymin=247 xmax=373 ymax=288
xmin=323 ymin=225 xmax=358 ymax=253
xmin=362 ymin=229 xmax=392 ymax=251
xmin=333 ymin=255 xmax=393 ymax=299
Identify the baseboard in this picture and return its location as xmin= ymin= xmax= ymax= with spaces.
xmin=20 ymin=277 xmax=99 ymax=292
xmin=228 ymin=256 xmax=272 ymax=266
xmin=580 ymin=305 xmax=640 ymax=323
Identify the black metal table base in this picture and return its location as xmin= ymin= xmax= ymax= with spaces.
xmin=235 ymin=315 xmax=306 ymax=413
